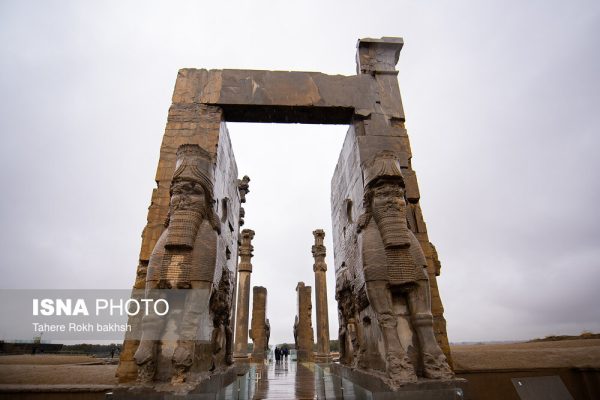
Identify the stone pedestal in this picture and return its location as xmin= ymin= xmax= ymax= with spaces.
xmin=249 ymin=286 xmax=268 ymax=362
xmin=233 ymin=229 xmax=255 ymax=359
xmin=294 ymin=282 xmax=314 ymax=362
xmin=312 ymin=229 xmax=331 ymax=362
xmin=328 ymin=363 xmax=467 ymax=400
xmin=108 ymin=364 xmax=248 ymax=400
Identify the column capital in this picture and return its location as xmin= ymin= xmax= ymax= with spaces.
xmin=312 ymin=229 xmax=327 ymax=272
xmin=238 ymin=229 xmax=255 ymax=272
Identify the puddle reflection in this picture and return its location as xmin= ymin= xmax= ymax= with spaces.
xmin=220 ymin=360 xmax=373 ymax=399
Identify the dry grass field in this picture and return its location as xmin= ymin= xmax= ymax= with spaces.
xmin=451 ymin=338 xmax=600 ymax=371
xmin=0 ymin=355 xmax=117 ymax=385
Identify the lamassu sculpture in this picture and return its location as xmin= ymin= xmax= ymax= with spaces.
xmin=133 ymin=144 xmax=229 ymax=384
xmin=355 ymin=151 xmax=453 ymax=386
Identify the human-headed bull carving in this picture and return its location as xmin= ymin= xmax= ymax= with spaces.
xmin=355 ymin=151 xmax=453 ymax=386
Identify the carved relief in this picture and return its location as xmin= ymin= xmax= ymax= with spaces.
xmin=354 ymin=151 xmax=453 ymax=387
xmin=237 ymin=175 xmax=250 ymax=203
xmin=312 ymin=230 xmax=327 ymax=272
xmin=133 ymin=144 xmax=224 ymax=384
xmin=265 ymin=318 xmax=271 ymax=350
xmin=237 ymin=229 xmax=255 ymax=272
xmin=237 ymin=176 xmax=250 ymax=226
xmin=336 ymin=269 xmax=358 ymax=366
xmin=209 ymin=268 xmax=234 ymax=371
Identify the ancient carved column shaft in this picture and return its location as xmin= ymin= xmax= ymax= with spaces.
xmin=312 ymin=229 xmax=331 ymax=360
xmin=233 ymin=229 xmax=255 ymax=358
xmin=294 ymin=282 xmax=314 ymax=362
xmin=250 ymin=286 xmax=268 ymax=361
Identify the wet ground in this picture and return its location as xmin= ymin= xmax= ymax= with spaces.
xmin=219 ymin=359 xmax=372 ymax=399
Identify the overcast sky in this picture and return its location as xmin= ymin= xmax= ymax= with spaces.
xmin=1 ymin=0 xmax=599 ymax=345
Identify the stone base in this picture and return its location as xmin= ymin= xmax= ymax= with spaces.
xmin=233 ymin=353 xmax=250 ymax=363
xmin=329 ymin=363 xmax=467 ymax=399
xmin=315 ymin=353 xmax=333 ymax=363
xmin=106 ymin=365 xmax=248 ymax=400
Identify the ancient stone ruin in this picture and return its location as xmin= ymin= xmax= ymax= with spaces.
xmin=312 ymin=229 xmax=331 ymax=361
xmin=335 ymin=151 xmax=453 ymax=387
xmin=128 ymin=143 xmax=237 ymax=385
xmin=294 ymin=282 xmax=314 ymax=362
xmin=233 ymin=229 xmax=255 ymax=359
xmin=115 ymin=36 xmax=456 ymax=395
xmin=249 ymin=286 xmax=269 ymax=362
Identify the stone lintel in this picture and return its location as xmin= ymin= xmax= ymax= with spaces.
xmin=173 ymin=68 xmax=395 ymax=123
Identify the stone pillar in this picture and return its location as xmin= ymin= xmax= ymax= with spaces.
xmin=249 ymin=286 xmax=268 ymax=362
xmin=233 ymin=229 xmax=255 ymax=359
xmin=312 ymin=229 xmax=331 ymax=361
xmin=294 ymin=282 xmax=314 ymax=362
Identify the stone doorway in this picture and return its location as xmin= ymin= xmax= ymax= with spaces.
xmin=115 ymin=37 xmax=454 ymax=394
xmin=226 ymin=122 xmax=346 ymax=358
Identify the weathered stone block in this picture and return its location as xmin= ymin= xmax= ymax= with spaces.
xmin=250 ymin=286 xmax=268 ymax=362
xmin=402 ymin=169 xmax=421 ymax=203
xmin=356 ymin=37 xmax=403 ymax=75
xmin=357 ymin=135 xmax=410 ymax=168
xmin=294 ymin=282 xmax=314 ymax=362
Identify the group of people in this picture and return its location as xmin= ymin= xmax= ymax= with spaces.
xmin=273 ymin=346 xmax=289 ymax=362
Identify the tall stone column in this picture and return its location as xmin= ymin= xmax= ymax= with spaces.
xmin=233 ymin=229 xmax=255 ymax=359
xmin=249 ymin=286 xmax=268 ymax=362
xmin=312 ymin=229 xmax=331 ymax=361
xmin=294 ymin=282 xmax=314 ymax=362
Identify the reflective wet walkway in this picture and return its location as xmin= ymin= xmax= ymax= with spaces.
xmin=218 ymin=359 xmax=372 ymax=399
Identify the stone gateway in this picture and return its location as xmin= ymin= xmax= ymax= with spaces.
xmin=115 ymin=37 xmax=455 ymax=395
